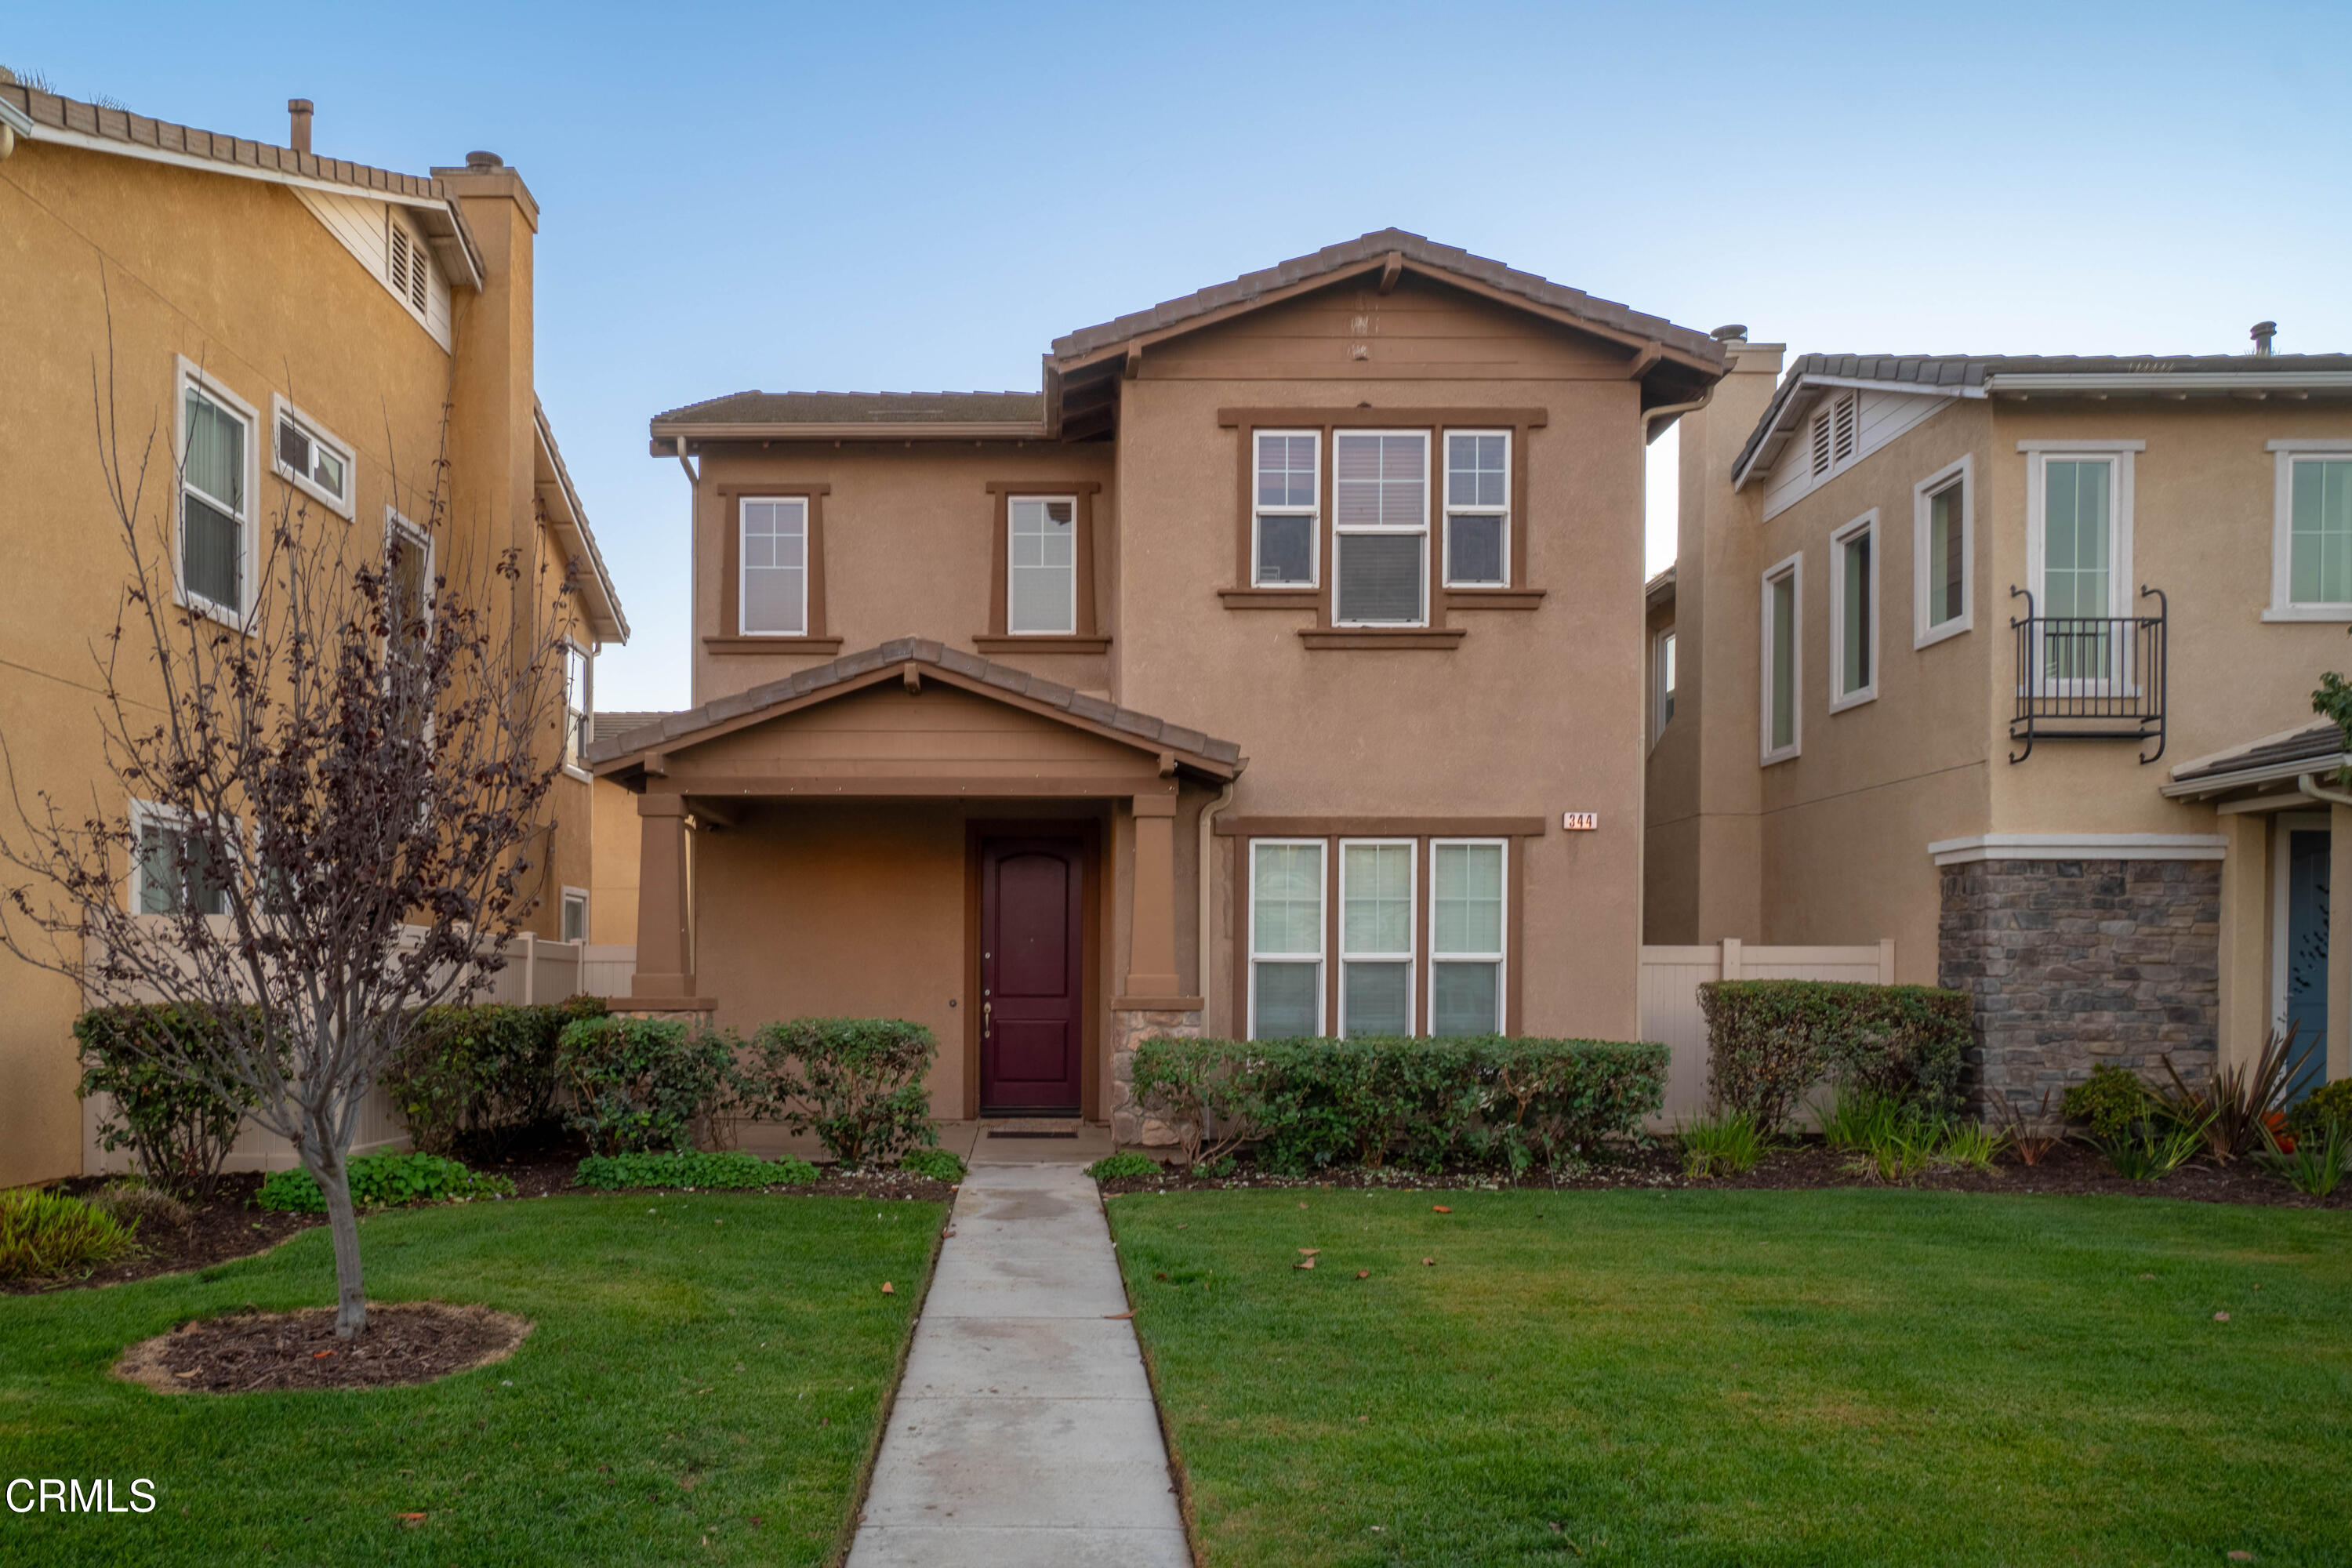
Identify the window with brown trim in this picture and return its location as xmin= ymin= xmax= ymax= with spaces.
xmin=709 ymin=484 xmax=841 ymax=654
xmin=978 ymin=481 xmax=1108 ymax=652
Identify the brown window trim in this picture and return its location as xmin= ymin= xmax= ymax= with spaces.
xmin=715 ymin=482 xmax=831 ymax=644
xmin=983 ymin=480 xmax=1105 ymax=644
xmin=1220 ymin=408 xmax=1548 ymax=634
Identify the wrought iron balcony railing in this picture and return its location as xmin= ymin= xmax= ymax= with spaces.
xmin=2008 ymin=585 xmax=2167 ymax=764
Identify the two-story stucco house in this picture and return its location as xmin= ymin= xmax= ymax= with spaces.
xmin=588 ymin=231 xmax=1726 ymax=1139
xmin=0 ymin=80 xmax=627 ymax=1187
xmin=1648 ymin=328 xmax=2352 ymax=1116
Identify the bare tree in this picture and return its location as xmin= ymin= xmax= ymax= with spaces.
xmin=2 ymin=342 xmax=578 ymax=1337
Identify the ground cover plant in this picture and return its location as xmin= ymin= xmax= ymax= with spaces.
xmin=0 ymin=1191 xmax=940 ymax=1566
xmin=256 ymin=1151 xmax=516 ymax=1212
xmin=0 ymin=1189 xmax=140 ymax=1283
xmin=574 ymin=1150 xmax=820 ymax=1191
xmin=1108 ymin=1187 xmax=2352 ymax=1566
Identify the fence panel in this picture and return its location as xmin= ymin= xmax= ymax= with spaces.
xmin=1637 ymin=940 xmax=1896 ymax=1127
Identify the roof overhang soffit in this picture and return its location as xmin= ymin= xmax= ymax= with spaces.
xmin=534 ymin=405 xmax=628 ymax=643
xmin=1733 ymin=376 xmax=1987 ymax=490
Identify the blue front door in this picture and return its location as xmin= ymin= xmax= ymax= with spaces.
xmin=2284 ymin=826 xmax=2330 ymax=1104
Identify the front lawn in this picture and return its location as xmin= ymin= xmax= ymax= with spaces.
xmin=1 ymin=1192 xmax=941 ymax=1565
xmin=1108 ymin=1188 xmax=2352 ymax=1567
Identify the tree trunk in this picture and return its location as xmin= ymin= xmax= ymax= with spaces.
xmin=305 ymin=1146 xmax=369 ymax=1338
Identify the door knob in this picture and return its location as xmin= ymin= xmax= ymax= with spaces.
xmin=982 ymin=1000 xmax=993 ymax=1035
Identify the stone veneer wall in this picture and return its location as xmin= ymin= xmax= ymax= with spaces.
xmin=1109 ymin=1007 xmax=1203 ymax=1145
xmin=1938 ymin=858 xmax=2220 ymax=1117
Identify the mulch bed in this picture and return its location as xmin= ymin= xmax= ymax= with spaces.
xmin=1098 ymin=1139 xmax=2352 ymax=1209
xmin=116 ymin=1301 xmax=530 ymax=1394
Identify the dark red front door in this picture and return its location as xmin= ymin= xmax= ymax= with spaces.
xmin=980 ymin=836 xmax=1084 ymax=1112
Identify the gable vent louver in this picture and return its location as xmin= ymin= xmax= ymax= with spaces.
xmin=1809 ymin=408 xmax=1833 ymax=477
xmin=1808 ymin=390 xmax=1860 ymax=480
xmin=1831 ymin=390 xmax=1857 ymax=464
xmin=387 ymin=221 xmax=428 ymax=313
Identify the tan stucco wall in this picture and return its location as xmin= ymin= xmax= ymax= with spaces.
xmin=1642 ymin=588 xmax=1697 ymax=943
xmin=590 ymin=778 xmax=641 ymax=944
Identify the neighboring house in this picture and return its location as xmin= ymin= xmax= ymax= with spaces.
xmin=586 ymin=711 xmax=676 ymax=946
xmin=0 ymin=80 xmax=626 ymax=1186
xmin=1649 ymin=330 xmax=2352 ymax=1112
xmin=590 ymin=231 xmax=1726 ymax=1138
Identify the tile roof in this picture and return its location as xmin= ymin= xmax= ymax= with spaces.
xmin=585 ymin=639 xmax=1244 ymax=774
xmin=590 ymin=710 xmax=679 ymax=745
xmin=2166 ymin=719 xmax=2347 ymax=785
xmin=650 ymin=390 xmax=1046 ymax=429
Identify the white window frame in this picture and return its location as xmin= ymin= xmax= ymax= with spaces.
xmin=560 ymin=886 xmax=590 ymax=945
xmin=1760 ymin=551 xmax=1803 ymax=764
xmin=1247 ymin=838 xmax=1327 ymax=1040
xmin=1441 ymin=427 xmax=1510 ymax=588
xmin=1331 ymin=429 xmax=1431 ymax=628
xmin=1428 ymin=837 xmax=1507 ymax=1036
xmin=2020 ymin=441 xmax=2140 ymax=695
xmin=561 ymin=639 xmax=593 ymax=780
xmin=1828 ymin=510 xmax=1879 ymax=712
xmin=1006 ymin=493 xmax=1080 ymax=636
xmin=2263 ymin=439 xmax=2352 ymax=622
xmin=1251 ymin=429 xmax=1321 ymax=588
xmin=173 ymin=356 xmax=259 ymax=630
xmin=1337 ymin=838 xmax=1417 ymax=1040
xmin=128 ymin=799 xmax=234 ymax=917
xmin=738 ymin=495 xmax=810 ymax=637
xmin=1911 ymin=454 xmax=1973 ymax=648
xmin=268 ymin=394 xmax=356 ymax=521
xmin=1651 ymin=629 xmax=1676 ymax=747
xmin=384 ymin=506 xmax=434 ymax=626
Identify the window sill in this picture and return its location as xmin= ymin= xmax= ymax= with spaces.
xmin=2262 ymin=605 xmax=2352 ymax=623
xmin=971 ymin=635 xmax=1111 ymax=653
xmin=272 ymin=463 xmax=355 ymax=521
xmin=1220 ymin=588 xmax=1320 ymax=610
xmin=1828 ymin=688 xmax=1878 ymax=715
xmin=1914 ymin=617 xmax=1972 ymax=649
xmin=1443 ymin=588 xmax=1545 ymax=610
xmin=702 ymin=636 xmax=845 ymax=655
xmin=562 ymin=764 xmax=593 ymax=783
xmin=1299 ymin=628 xmax=1466 ymax=651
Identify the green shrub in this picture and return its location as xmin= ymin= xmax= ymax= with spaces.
xmin=1679 ymin=1109 xmax=1769 ymax=1178
xmin=555 ymin=1016 xmax=740 ymax=1155
xmin=1129 ymin=1036 xmax=1668 ymax=1174
xmin=2095 ymin=1116 xmax=2207 ymax=1181
xmin=2063 ymin=1065 xmax=2155 ymax=1140
xmin=0 ymin=1189 xmax=140 ymax=1281
xmin=573 ymin=1150 xmax=818 ymax=1191
xmin=1086 ymin=1151 xmax=1164 ymax=1181
xmin=1698 ymin=982 xmax=1971 ymax=1134
xmin=2258 ymin=1120 xmax=2349 ymax=1197
xmin=384 ymin=996 xmax=607 ymax=1155
xmin=254 ymin=1152 xmax=515 ymax=1212
xmin=2286 ymin=1079 xmax=2352 ymax=1139
xmin=743 ymin=1018 xmax=938 ymax=1170
xmin=89 ymin=1179 xmax=191 ymax=1232
xmin=73 ymin=1004 xmax=267 ymax=1197
xmin=900 ymin=1147 xmax=966 ymax=1181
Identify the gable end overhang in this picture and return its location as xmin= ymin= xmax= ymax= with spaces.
xmin=1733 ymin=375 xmax=1989 ymax=490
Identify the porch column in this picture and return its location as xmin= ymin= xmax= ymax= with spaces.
xmin=1123 ymin=793 xmax=1183 ymax=998
xmin=2332 ymin=804 xmax=2352 ymax=1083
xmin=2215 ymin=814 xmax=2268 ymax=1073
xmin=631 ymin=793 xmax=696 ymax=1000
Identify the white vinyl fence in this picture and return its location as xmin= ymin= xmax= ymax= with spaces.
xmin=82 ymin=938 xmax=637 ymax=1176
xmin=1639 ymin=938 xmax=1896 ymax=1126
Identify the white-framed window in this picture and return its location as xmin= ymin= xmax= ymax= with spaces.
xmin=1652 ymin=630 xmax=1676 ymax=746
xmin=1808 ymin=390 xmax=1859 ymax=480
xmin=1332 ymin=430 xmax=1429 ymax=626
xmin=130 ymin=801 xmax=230 ymax=916
xmin=1338 ymin=840 xmax=1415 ymax=1038
xmin=560 ymin=887 xmax=590 ymax=944
xmin=1007 ymin=495 xmax=1078 ymax=635
xmin=1429 ymin=840 xmax=1505 ymax=1036
xmin=1829 ymin=511 xmax=1878 ymax=710
xmin=1912 ymin=456 xmax=1972 ymax=646
xmin=739 ymin=497 xmax=808 ymax=636
xmin=1248 ymin=839 xmax=1325 ymax=1040
xmin=1252 ymin=431 xmax=1319 ymax=587
xmin=2022 ymin=441 xmax=2139 ymax=689
xmin=174 ymin=358 xmax=257 ymax=625
xmin=269 ymin=395 xmax=354 ymax=519
xmin=1760 ymin=552 xmax=1802 ymax=764
xmin=384 ymin=508 xmax=434 ymax=634
xmin=562 ymin=641 xmax=591 ymax=775
xmin=1442 ymin=430 xmax=1509 ymax=587
xmin=2266 ymin=440 xmax=2352 ymax=621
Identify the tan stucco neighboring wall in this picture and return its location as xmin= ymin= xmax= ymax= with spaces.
xmin=590 ymin=778 xmax=641 ymax=945
xmin=1642 ymin=589 xmax=1695 ymax=943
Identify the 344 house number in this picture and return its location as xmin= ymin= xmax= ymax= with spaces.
xmin=1563 ymin=811 xmax=1598 ymax=831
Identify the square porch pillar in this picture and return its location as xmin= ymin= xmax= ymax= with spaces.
xmin=630 ymin=793 xmax=699 ymax=1002
xmin=2215 ymin=813 xmax=2269 ymax=1073
xmin=1112 ymin=790 xmax=1202 ymax=1147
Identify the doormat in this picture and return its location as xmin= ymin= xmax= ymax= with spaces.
xmin=987 ymin=1129 xmax=1080 ymax=1139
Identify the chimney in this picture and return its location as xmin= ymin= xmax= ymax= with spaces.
xmin=2251 ymin=320 xmax=2278 ymax=356
xmin=288 ymin=99 xmax=313 ymax=155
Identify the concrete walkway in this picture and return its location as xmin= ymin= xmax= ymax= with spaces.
xmin=844 ymin=1159 xmax=1189 ymax=1568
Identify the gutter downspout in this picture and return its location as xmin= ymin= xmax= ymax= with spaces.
xmin=1197 ymin=779 xmax=1235 ymax=1031
xmin=673 ymin=436 xmax=699 ymax=486
xmin=1643 ymin=383 xmax=1715 ymax=445
xmin=2297 ymin=772 xmax=2352 ymax=807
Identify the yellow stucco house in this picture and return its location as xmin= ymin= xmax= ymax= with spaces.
xmin=0 ymin=78 xmax=627 ymax=1188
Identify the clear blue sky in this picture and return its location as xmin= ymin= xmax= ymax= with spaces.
xmin=14 ymin=2 xmax=2348 ymax=709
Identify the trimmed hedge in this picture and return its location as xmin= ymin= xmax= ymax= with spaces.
xmin=255 ymin=1152 xmax=514 ymax=1212
xmin=574 ymin=1150 xmax=819 ymax=1190
xmin=1128 ymin=1036 xmax=1668 ymax=1174
xmin=555 ymin=1016 xmax=739 ymax=1155
xmin=383 ymin=996 xmax=608 ymax=1155
xmin=744 ymin=1018 xmax=938 ymax=1169
xmin=1698 ymin=981 xmax=1970 ymax=1133
xmin=73 ymin=1004 xmax=267 ymax=1198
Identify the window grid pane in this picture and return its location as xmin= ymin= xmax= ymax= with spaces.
xmin=2041 ymin=459 xmax=2111 ymax=679
xmin=1254 ymin=962 xmax=1320 ymax=1037
xmin=740 ymin=499 xmax=808 ymax=635
xmin=1769 ymin=573 xmax=1796 ymax=750
xmin=1432 ymin=963 xmax=1499 ymax=1035
xmin=1342 ymin=843 xmax=1412 ymax=956
xmin=1432 ymin=844 xmax=1502 ymax=956
xmin=1009 ymin=498 xmax=1076 ymax=634
xmin=1334 ymin=434 xmax=1426 ymax=527
xmin=2291 ymin=459 xmax=2352 ymax=605
xmin=1446 ymin=433 xmax=1508 ymax=509
xmin=1251 ymin=843 xmax=1323 ymax=956
xmin=1928 ymin=482 xmax=1963 ymax=626
xmin=1256 ymin=434 xmax=1317 ymax=508
xmin=1840 ymin=529 xmax=1871 ymax=694
xmin=1343 ymin=963 xmax=1410 ymax=1037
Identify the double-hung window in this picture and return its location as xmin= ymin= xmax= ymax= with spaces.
xmin=1761 ymin=553 xmax=1802 ymax=763
xmin=1829 ymin=512 xmax=1878 ymax=710
xmin=1913 ymin=457 xmax=1971 ymax=644
xmin=1248 ymin=840 xmax=1325 ymax=1039
xmin=178 ymin=363 xmax=254 ymax=621
xmin=560 ymin=888 xmax=590 ymax=944
xmin=2267 ymin=441 xmax=2352 ymax=619
xmin=1007 ymin=496 xmax=1078 ymax=634
xmin=1443 ymin=430 xmax=1509 ymax=587
xmin=1333 ymin=431 xmax=1428 ymax=626
xmin=739 ymin=497 xmax=808 ymax=636
xmin=132 ymin=804 xmax=230 ymax=916
xmin=2024 ymin=444 xmax=2135 ymax=688
xmin=271 ymin=397 xmax=353 ymax=518
xmin=1338 ymin=840 xmax=1414 ymax=1037
xmin=563 ymin=641 xmax=590 ymax=772
xmin=1253 ymin=433 xmax=1319 ymax=586
xmin=1430 ymin=840 xmax=1504 ymax=1035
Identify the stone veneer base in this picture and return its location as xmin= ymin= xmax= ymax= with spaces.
xmin=1109 ymin=1007 xmax=1203 ymax=1145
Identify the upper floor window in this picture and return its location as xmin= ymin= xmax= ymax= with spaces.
xmin=1830 ymin=511 xmax=1878 ymax=710
xmin=1338 ymin=840 xmax=1414 ymax=1038
xmin=563 ymin=642 xmax=590 ymax=772
xmin=2267 ymin=441 xmax=2352 ymax=620
xmin=739 ymin=497 xmax=808 ymax=636
xmin=1443 ymin=431 xmax=1509 ymax=587
xmin=177 ymin=361 xmax=256 ymax=623
xmin=133 ymin=803 xmax=229 ymax=916
xmin=1761 ymin=552 xmax=1802 ymax=763
xmin=271 ymin=398 xmax=354 ymax=518
xmin=2022 ymin=441 xmax=2137 ymax=687
xmin=1333 ymin=431 xmax=1428 ymax=626
xmin=1248 ymin=840 xmax=1326 ymax=1039
xmin=1652 ymin=630 xmax=1676 ymax=744
xmin=1913 ymin=457 xmax=1971 ymax=645
xmin=385 ymin=510 xmax=434 ymax=638
xmin=1007 ymin=496 xmax=1078 ymax=634
xmin=1254 ymin=433 xmax=1319 ymax=586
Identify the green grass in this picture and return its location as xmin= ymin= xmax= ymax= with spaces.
xmin=0 ymin=1192 xmax=941 ymax=1566
xmin=1107 ymin=1188 xmax=2352 ymax=1567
